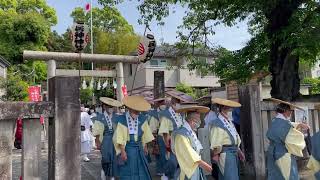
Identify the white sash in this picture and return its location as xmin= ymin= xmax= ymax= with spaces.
xmin=168 ymin=107 xmax=183 ymax=128
xmin=104 ymin=112 xmax=113 ymax=130
xmin=218 ymin=114 xmax=238 ymax=144
xmin=126 ymin=112 xmax=138 ymax=135
xmin=183 ymin=123 xmax=203 ymax=154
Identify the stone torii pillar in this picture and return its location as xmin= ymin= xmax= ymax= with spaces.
xmin=23 ymin=51 xmax=140 ymax=101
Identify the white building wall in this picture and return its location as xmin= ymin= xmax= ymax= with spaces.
xmin=124 ymin=56 xmax=221 ymax=91
xmin=178 ymin=68 xmax=220 ymax=87
xmin=261 ymin=85 xmax=310 ymax=99
xmin=144 ymin=67 xmax=178 ymax=87
xmin=311 ymin=61 xmax=320 ymax=78
xmin=0 ymin=66 xmax=5 ymax=78
xmin=124 ymin=63 xmax=147 ymax=91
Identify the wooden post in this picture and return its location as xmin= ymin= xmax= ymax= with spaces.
xmin=22 ymin=118 xmax=42 ymax=180
xmin=0 ymin=119 xmax=15 ymax=180
xmin=153 ymin=71 xmax=165 ymax=99
xmin=239 ymin=84 xmax=266 ymax=179
xmin=116 ymin=62 xmax=124 ymax=101
xmin=48 ymin=76 xmax=80 ymax=180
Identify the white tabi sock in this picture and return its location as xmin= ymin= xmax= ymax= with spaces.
xmin=100 ymin=170 xmax=106 ymax=180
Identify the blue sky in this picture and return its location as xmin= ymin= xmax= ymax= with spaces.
xmin=46 ymin=0 xmax=251 ymax=50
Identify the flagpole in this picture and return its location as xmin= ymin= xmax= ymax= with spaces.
xmin=90 ymin=0 xmax=93 ymax=70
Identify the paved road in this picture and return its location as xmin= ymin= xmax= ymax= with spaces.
xmin=12 ymin=149 xmax=313 ymax=180
xmin=12 ymin=149 xmax=165 ymax=180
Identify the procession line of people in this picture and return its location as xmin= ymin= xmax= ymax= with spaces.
xmin=80 ymin=95 xmax=320 ymax=180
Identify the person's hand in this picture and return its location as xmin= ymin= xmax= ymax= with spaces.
xmin=212 ymin=154 xmax=219 ymax=162
xmin=96 ymin=142 xmax=101 ymax=150
xmin=121 ymin=150 xmax=127 ymax=161
xmin=199 ymin=160 xmax=213 ymax=172
xmin=144 ymin=145 xmax=148 ymax=155
xmin=297 ymin=123 xmax=310 ymax=131
xmin=238 ymin=149 xmax=245 ymax=162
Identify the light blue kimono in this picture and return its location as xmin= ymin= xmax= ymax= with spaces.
xmin=146 ymin=109 xmax=163 ymax=173
xmin=158 ymin=107 xmax=180 ymax=179
xmin=95 ymin=112 xmax=119 ymax=177
xmin=266 ymin=118 xmax=299 ymax=180
xmin=117 ymin=114 xmax=152 ymax=180
xmin=173 ymin=126 xmax=207 ymax=180
xmin=209 ymin=117 xmax=240 ymax=180
xmin=310 ymin=131 xmax=320 ymax=180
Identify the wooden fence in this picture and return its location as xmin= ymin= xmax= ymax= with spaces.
xmin=238 ymin=84 xmax=320 ymax=180
xmin=261 ymin=101 xmax=320 ymax=151
xmin=0 ymin=76 xmax=80 ymax=180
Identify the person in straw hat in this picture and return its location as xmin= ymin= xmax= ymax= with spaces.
xmin=172 ymin=105 xmax=213 ymax=180
xmin=113 ymin=95 xmax=154 ymax=180
xmin=92 ymin=97 xmax=122 ymax=180
xmin=147 ymin=97 xmax=167 ymax=176
xmin=209 ymin=98 xmax=244 ymax=180
xmin=266 ymin=98 xmax=310 ymax=180
xmin=157 ymin=97 xmax=184 ymax=180
xmin=307 ymin=131 xmax=320 ymax=180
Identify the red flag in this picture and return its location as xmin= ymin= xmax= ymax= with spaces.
xmin=85 ymin=3 xmax=90 ymax=11
xmin=122 ymin=85 xmax=128 ymax=97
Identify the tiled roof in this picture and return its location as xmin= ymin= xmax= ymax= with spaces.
xmin=129 ymin=86 xmax=194 ymax=104
xmin=0 ymin=55 xmax=10 ymax=67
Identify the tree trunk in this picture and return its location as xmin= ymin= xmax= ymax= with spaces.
xmin=269 ymin=45 xmax=300 ymax=101
xmin=266 ymin=0 xmax=302 ymax=101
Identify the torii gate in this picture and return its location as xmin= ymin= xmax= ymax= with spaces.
xmin=23 ymin=50 xmax=140 ymax=101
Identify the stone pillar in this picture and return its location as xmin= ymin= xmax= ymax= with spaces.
xmin=116 ymin=62 xmax=124 ymax=101
xmin=48 ymin=76 xmax=80 ymax=180
xmin=47 ymin=60 xmax=56 ymax=101
xmin=22 ymin=118 xmax=42 ymax=180
xmin=153 ymin=71 xmax=165 ymax=100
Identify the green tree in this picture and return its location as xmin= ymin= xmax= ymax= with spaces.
xmin=80 ymin=88 xmax=94 ymax=104
xmin=46 ymin=30 xmax=80 ymax=69
xmin=95 ymin=29 xmax=140 ymax=55
xmin=0 ymin=0 xmax=57 ymax=101
xmin=101 ymin=0 xmax=320 ymax=100
xmin=67 ymin=6 xmax=140 ymax=70
xmin=70 ymin=6 xmax=138 ymax=54
xmin=0 ymin=72 xmax=29 ymax=101
xmin=175 ymin=82 xmax=196 ymax=99
xmin=302 ymin=78 xmax=320 ymax=95
xmin=70 ymin=7 xmax=134 ymax=33
xmin=94 ymin=88 xmax=115 ymax=100
xmin=0 ymin=0 xmax=57 ymax=63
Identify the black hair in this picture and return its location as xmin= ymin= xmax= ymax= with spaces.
xmin=276 ymin=103 xmax=291 ymax=113
xmin=217 ymin=104 xmax=227 ymax=112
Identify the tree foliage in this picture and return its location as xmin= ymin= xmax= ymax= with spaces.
xmin=80 ymin=88 xmax=94 ymax=104
xmin=0 ymin=71 xmax=29 ymax=101
xmin=71 ymin=7 xmax=134 ymax=33
xmin=0 ymin=0 xmax=57 ymax=63
xmin=95 ymin=29 xmax=139 ymax=55
xmin=101 ymin=0 xmax=320 ymax=100
xmin=0 ymin=0 xmax=56 ymax=101
xmin=175 ymin=82 xmax=196 ymax=99
xmin=302 ymin=77 xmax=320 ymax=95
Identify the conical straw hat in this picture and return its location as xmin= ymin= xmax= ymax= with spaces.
xmin=176 ymin=106 xmax=210 ymax=114
xmin=268 ymin=98 xmax=303 ymax=110
xmin=212 ymin=98 xmax=241 ymax=108
xmin=99 ymin=97 xmax=122 ymax=107
xmin=123 ymin=96 xmax=151 ymax=112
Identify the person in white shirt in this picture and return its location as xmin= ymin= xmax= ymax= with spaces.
xmin=81 ymin=106 xmax=93 ymax=162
